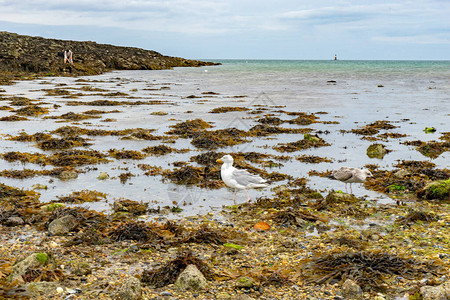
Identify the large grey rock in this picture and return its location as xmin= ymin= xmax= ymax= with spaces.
xmin=342 ymin=279 xmax=363 ymax=300
xmin=48 ymin=214 xmax=78 ymax=235
xmin=420 ymin=281 xmax=450 ymax=300
xmin=175 ymin=264 xmax=208 ymax=291
xmin=115 ymin=277 xmax=142 ymax=300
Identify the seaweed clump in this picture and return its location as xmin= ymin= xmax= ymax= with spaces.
xmin=302 ymin=251 xmax=436 ymax=291
xmin=108 ymin=221 xmax=162 ymax=242
xmin=351 ymin=120 xmax=398 ymax=136
xmin=56 ymin=190 xmax=107 ymax=204
xmin=166 ymin=119 xmax=213 ymax=137
xmin=191 ymin=128 xmax=249 ymax=150
xmin=182 ymin=226 xmax=226 ymax=245
xmin=112 ymin=199 xmax=148 ymax=216
xmin=274 ymin=134 xmax=330 ymax=152
xmin=108 ymin=149 xmax=146 ymax=160
xmin=141 ymin=250 xmax=214 ymax=288
xmin=209 ymin=106 xmax=249 ymax=113
xmin=395 ymin=209 xmax=438 ymax=225
xmin=403 ymin=140 xmax=450 ymax=159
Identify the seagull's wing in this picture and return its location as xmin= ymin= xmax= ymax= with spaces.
xmin=332 ymin=167 xmax=354 ymax=181
xmin=231 ymin=169 xmax=266 ymax=187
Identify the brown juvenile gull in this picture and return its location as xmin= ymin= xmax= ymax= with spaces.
xmin=328 ymin=167 xmax=373 ymax=193
xmin=216 ymin=154 xmax=269 ymax=204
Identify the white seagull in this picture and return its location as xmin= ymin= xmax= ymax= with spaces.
xmin=329 ymin=167 xmax=373 ymax=193
xmin=216 ymin=154 xmax=269 ymax=203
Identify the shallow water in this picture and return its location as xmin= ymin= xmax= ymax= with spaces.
xmin=0 ymin=60 xmax=449 ymax=216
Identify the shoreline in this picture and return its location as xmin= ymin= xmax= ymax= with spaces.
xmin=0 ymin=62 xmax=449 ymax=299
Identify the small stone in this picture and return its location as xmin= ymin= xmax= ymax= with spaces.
xmin=236 ymin=276 xmax=256 ymax=289
xmin=5 ymin=216 xmax=25 ymax=226
xmin=342 ymin=279 xmax=363 ymax=300
xmin=48 ymin=214 xmax=79 ymax=235
xmin=31 ymin=184 xmax=47 ymax=190
xmin=394 ymin=169 xmax=410 ymax=179
xmin=115 ymin=277 xmax=142 ymax=300
xmin=72 ymin=262 xmax=92 ymax=276
xmin=59 ymin=170 xmax=78 ymax=180
xmin=175 ymin=264 xmax=208 ymax=291
xmin=216 ymin=292 xmax=231 ymax=299
xmin=160 ymin=291 xmax=172 ymax=296
xmin=97 ymin=172 xmax=109 ymax=180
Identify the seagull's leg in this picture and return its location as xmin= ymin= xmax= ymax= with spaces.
xmin=350 ymin=184 xmax=353 ymax=194
xmin=345 ymin=183 xmax=348 ymax=193
xmin=233 ymin=190 xmax=237 ymax=205
xmin=245 ymin=189 xmax=251 ymax=202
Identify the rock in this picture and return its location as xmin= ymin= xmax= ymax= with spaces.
xmin=235 ymin=295 xmax=256 ymax=300
xmin=11 ymin=253 xmax=51 ymax=282
xmin=26 ymin=282 xmax=62 ymax=297
xmin=59 ymin=170 xmax=78 ymax=180
xmin=0 ymin=31 xmax=218 ymax=82
xmin=326 ymin=191 xmax=359 ymax=204
xmin=394 ymin=169 xmax=410 ymax=179
xmin=236 ymin=276 xmax=256 ymax=289
xmin=72 ymin=262 xmax=92 ymax=276
xmin=216 ymin=292 xmax=232 ymax=299
xmin=341 ymin=279 xmax=363 ymax=300
xmin=5 ymin=216 xmax=25 ymax=226
xmin=31 ymin=184 xmax=47 ymax=190
xmin=420 ymin=281 xmax=450 ymax=300
xmin=367 ymin=143 xmax=389 ymax=159
xmin=115 ymin=277 xmax=142 ymax=300
xmin=175 ymin=264 xmax=208 ymax=291
xmin=48 ymin=214 xmax=79 ymax=235
xmin=417 ymin=179 xmax=450 ymax=200
xmin=160 ymin=291 xmax=172 ymax=296
xmin=97 ymin=172 xmax=109 ymax=180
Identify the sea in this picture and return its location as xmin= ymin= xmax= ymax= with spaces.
xmin=0 ymin=59 xmax=449 ymax=217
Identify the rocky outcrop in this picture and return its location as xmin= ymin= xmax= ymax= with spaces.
xmin=0 ymin=31 xmax=218 ymax=78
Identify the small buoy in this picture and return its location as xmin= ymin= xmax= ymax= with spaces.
xmin=204 ymin=70 xmax=208 ymax=72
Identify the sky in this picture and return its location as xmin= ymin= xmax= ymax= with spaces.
xmin=0 ymin=0 xmax=449 ymax=60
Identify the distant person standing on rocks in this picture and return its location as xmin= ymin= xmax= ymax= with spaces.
xmin=64 ymin=49 xmax=73 ymax=64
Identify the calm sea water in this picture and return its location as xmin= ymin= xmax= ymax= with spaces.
xmin=0 ymin=60 xmax=449 ymax=216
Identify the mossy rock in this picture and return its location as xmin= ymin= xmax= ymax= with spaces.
xmin=367 ymin=143 xmax=389 ymax=159
xmin=417 ymin=179 xmax=450 ymax=200
xmin=326 ymin=191 xmax=359 ymax=204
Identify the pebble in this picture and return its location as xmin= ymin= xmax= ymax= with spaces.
xmin=161 ymin=291 xmax=173 ymax=296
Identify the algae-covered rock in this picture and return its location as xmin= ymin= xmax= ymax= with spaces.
xmin=367 ymin=143 xmax=389 ymax=159
xmin=175 ymin=264 xmax=208 ymax=291
xmin=417 ymin=179 xmax=450 ymax=200
xmin=236 ymin=276 xmax=256 ymax=288
xmin=11 ymin=252 xmax=52 ymax=282
xmin=326 ymin=191 xmax=359 ymax=204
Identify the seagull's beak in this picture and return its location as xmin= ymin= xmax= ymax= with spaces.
xmin=216 ymin=158 xmax=223 ymax=163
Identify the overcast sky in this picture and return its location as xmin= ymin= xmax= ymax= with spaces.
xmin=1 ymin=0 xmax=449 ymax=60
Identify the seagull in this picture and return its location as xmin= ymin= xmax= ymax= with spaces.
xmin=328 ymin=167 xmax=373 ymax=193
xmin=216 ymin=154 xmax=269 ymax=204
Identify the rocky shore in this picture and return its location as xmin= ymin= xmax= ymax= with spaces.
xmin=0 ymin=43 xmax=449 ymax=299
xmin=0 ymin=31 xmax=217 ymax=84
